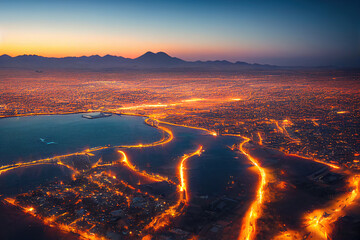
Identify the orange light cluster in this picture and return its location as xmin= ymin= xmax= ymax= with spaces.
xmin=257 ymin=132 xmax=263 ymax=145
xmin=117 ymin=150 xmax=171 ymax=183
xmin=157 ymin=120 xmax=217 ymax=136
xmin=114 ymin=97 xmax=242 ymax=112
xmin=4 ymin=198 xmax=106 ymax=240
xmin=271 ymin=119 xmax=300 ymax=143
xmin=303 ymin=175 xmax=359 ymax=240
xmin=287 ymin=153 xmax=340 ymax=169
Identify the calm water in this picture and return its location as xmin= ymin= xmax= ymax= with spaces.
xmin=0 ymin=114 xmax=256 ymax=240
xmin=0 ymin=114 xmax=162 ymax=165
xmin=0 ymin=113 xmax=254 ymax=197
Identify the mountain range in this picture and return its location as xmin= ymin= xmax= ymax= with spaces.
xmin=0 ymin=51 xmax=277 ymax=70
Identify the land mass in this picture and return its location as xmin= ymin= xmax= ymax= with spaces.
xmin=1 ymin=51 xmax=280 ymax=71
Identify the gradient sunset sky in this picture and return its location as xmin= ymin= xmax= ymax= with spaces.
xmin=0 ymin=0 xmax=359 ymax=66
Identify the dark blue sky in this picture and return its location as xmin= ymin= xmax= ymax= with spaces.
xmin=0 ymin=0 xmax=359 ymax=66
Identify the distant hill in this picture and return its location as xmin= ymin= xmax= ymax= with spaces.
xmin=0 ymin=51 xmax=278 ymax=71
xmin=134 ymin=51 xmax=185 ymax=65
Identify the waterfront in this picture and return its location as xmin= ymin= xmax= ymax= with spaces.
xmin=0 ymin=114 xmax=161 ymax=164
xmin=0 ymin=114 xmax=256 ymax=239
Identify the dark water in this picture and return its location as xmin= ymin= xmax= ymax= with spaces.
xmin=0 ymin=114 xmax=162 ymax=164
xmin=0 ymin=113 xmax=162 ymax=196
xmin=120 ymin=124 xmax=256 ymax=198
xmin=0 ymin=113 xmax=256 ymax=198
xmin=0 ymin=114 xmax=257 ymax=240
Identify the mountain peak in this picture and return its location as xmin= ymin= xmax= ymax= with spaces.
xmin=137 ymin=51 xmax=171 ymax=58
xmin=135 ymin=51 xmax=184 ymax=65
xmin=156 ymin=51 xmax=170 ymax=57
xmin=141 ymin=51 xmax=156 ymax=56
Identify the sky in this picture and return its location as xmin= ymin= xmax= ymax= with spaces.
xmin=0 ymin=0 xmax=359 ymax=66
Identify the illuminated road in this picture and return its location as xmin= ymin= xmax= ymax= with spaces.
xmin=144 ymin=146 xmax=203 ymax=233
xmin=286 ymin=153 xmax=340 ymax=169
xmin=157 ymin=119 xmax=217 ymax=136
xmin=117 ymin=149 xmax=172 ymax=183
xmin=257 ymin=132 xmax=263 ymax=145
xmin=237 ymin=137 xmax=267 ymax=240
xmin=178 ymin=145 xmax=203 ymax=202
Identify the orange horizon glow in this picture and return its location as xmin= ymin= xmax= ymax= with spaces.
xmin=0 ymin=29 xmax=278 ymax=61
xmin=0 ymin=38 xmax=275 ymax=61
